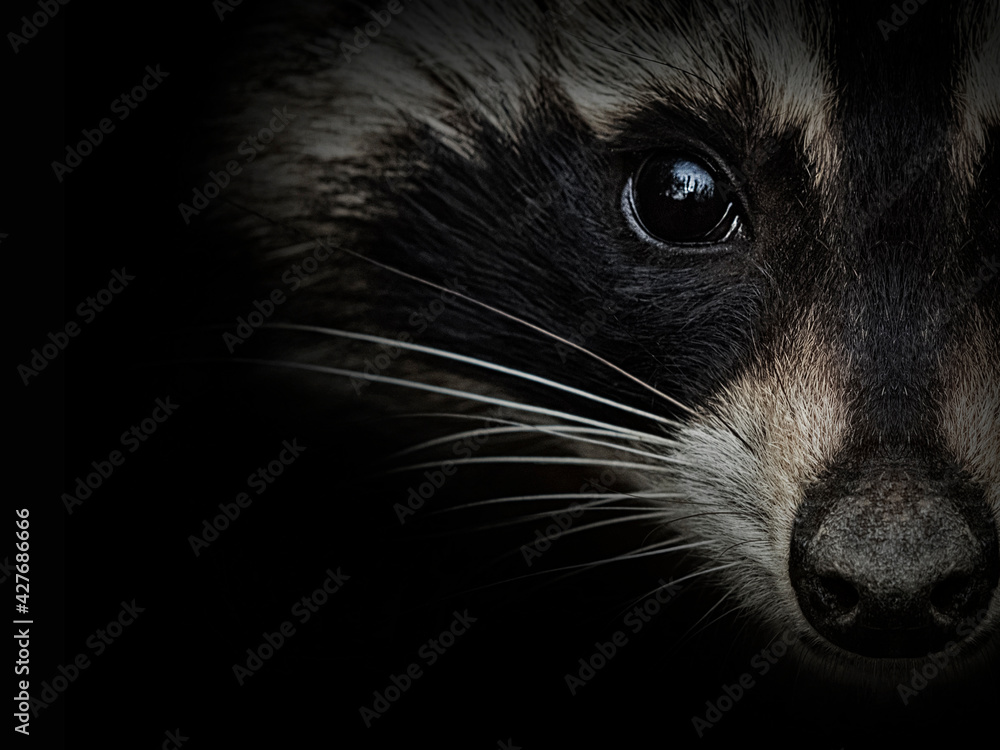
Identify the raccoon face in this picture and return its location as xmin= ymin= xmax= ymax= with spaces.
xmin=210 ymin=0 xmax=999 ymax=696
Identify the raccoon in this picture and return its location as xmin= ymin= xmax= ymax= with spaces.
xmin=184 ymin=0 xmax=999 ymax=744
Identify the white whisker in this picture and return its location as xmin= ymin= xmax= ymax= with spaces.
xmin=435 ymin=490 xmax=687 ymax=514
xmin=446 ymin=541 xmax=726 ymax=598
xmin=612 ymin=576 xmax=690 ymax=620
xmin=515 ymin=510 xmax=672 ymax=537
xmin=219 ymin=357 xmax=684 ymax=443
xmin=461 ymin=509 xmax=673 ymax=535
xmin=262 ymin=323 xmax=687 ymax=429
xmin=389 ymin=423 xmax=679 ymax=466
xmin=390 ymin=423 xmax=677 ymax=459
xmin=672 ymin=591 xmax=749 ymax=650
xmin=198 ymin=214 xmax=702 ymax=419
xmin=383 ymin=456 xmax=681 ymax=475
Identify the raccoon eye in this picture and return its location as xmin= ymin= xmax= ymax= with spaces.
xmin=625 ymin=153 xmax=739 ymax=245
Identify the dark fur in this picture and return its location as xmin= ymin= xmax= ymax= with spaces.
xmin=180 ymin=0 xmax=1000 ymax=745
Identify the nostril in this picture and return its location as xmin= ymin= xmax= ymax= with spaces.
xmin=930 ymin=572 xmax=975 ymax=615
xmin=790 ymin=457 xmax=999 ymax=657
xmin=816 ymin=574 xmax=860 ymax=615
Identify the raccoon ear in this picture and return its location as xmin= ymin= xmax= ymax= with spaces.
xmin=623 ymin=151 xmax=746 ymax=250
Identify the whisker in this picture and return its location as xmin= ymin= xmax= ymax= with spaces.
xmin=653 ymin=510 xmax=748 ymax=527
xmin=389 ymin=424 xmax=677 ymax=460
xmin=262 ymin=323 xmax=684 ymax=430
xmin=716 ymin=538 xmax=768 ymax=559
xmin=500 ymin=536 xmax=703 ymax=587
xmin=435 ymin=490 xmax=686 ymax=514
xmin=548 ymin=505 xmax=671 ymax=516
xmin=509 ymin=558 xmax=743 ymax=602
xmin=443 ymin=543 xmax=732 ymax=600
xmin=365 ymin=411 xmax=682 ymax=449
xmin=172 ymin=356 xmax=683 ymax=444
xmin=217 ymin=197 xmax=702 ymax=419
xmin=383 ymin=456 xmax=681 ymax=475
xmin=524 ymin=510 xmax=674 ymax=540
xmin=461 ymin=509 xmax=673 ymax=536
xmin=390 ymin=423 xmax=680 ymax=467
xmin=424 ymin=528 xmax=697 ymax=589
xmin=611 ymin=575 xmax=690 ymax=621
xmin=672 ymin=588 xmax=740 ymax=648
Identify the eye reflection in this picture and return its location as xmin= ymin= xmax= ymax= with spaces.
xmin=629 ymin=153 xmax=736 ymax=244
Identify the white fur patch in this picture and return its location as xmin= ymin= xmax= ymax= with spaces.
xmin=951 ymin=5 xmax=1000 ymax=190
xmin=203 ymin=0 xmax=549 ymax=244
xmin=643 ymin=312 xmax=849 ymax=637
xmin=552 ymin=0 xmax=839 ymax=192
xmin=209 ymin=0 xmax=841 ymax=240
xmin=939 ymin=310 xmax=1000 ymax=516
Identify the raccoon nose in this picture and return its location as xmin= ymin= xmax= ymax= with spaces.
xmin=789 ymin=461 xmax=999 ymax=658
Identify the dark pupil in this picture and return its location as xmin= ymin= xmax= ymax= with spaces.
xmin=634 ymin=156 xmax=730 ymax=242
